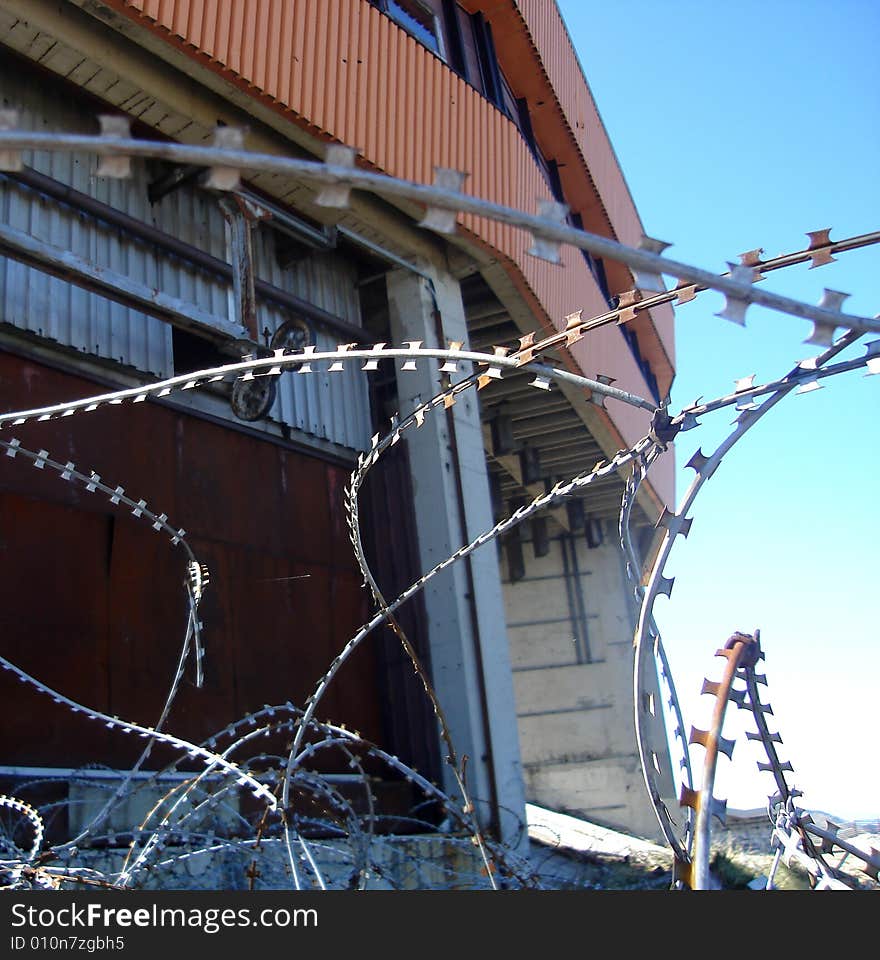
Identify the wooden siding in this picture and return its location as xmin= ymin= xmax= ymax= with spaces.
xmin=0 ymin=353 xmax=386 ymax=769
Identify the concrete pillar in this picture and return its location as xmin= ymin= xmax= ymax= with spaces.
xmin=385 ymin=266 xmax=526 ymax=849
xmin=503 ymin=524 xmax=675 ymax=841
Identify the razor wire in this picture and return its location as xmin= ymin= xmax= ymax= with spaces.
xmin=681 ymin=630 xmax=879 ymax=890
xmin=0 ymin=123 xmax=875 ymax=889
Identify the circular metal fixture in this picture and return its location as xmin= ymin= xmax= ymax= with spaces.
xmin=270 ymin=316 xmax=316 ymax=352
xmin=230 ymin=371 xmax=276 ymax=421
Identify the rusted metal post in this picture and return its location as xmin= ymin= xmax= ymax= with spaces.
xmin=220 ymin=195 xmax=269 ymax=341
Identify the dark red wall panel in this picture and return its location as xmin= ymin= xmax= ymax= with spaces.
xmin=0 ymin=352 xmax=384 ymax=772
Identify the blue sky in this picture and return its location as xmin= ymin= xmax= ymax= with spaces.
xmin=556 ymin=0 xmax=879 ymax=821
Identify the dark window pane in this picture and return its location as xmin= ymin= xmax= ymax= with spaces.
xmin=387 ymin=0 xmax=442 ymax=55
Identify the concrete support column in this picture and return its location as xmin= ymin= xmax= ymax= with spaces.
xmin=385 ymin=266 xmax=526 ymax=848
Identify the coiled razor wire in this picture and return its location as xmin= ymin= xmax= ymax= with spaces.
xmin=680 ymin=630 xmax=880 ymax=890
xmin=0 ymin=122 xmax=876 ymax=889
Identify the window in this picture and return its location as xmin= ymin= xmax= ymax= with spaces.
xmin=372 ymin=0 xmax=446 ymax=58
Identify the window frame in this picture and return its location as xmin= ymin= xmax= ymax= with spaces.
xmin=371 ymin=0 xmax=448 ymax=61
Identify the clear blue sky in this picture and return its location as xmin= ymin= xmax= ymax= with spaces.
xmin=556 ymin=0 xmax=879 ymax=821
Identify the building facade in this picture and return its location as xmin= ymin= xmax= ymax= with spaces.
xmin=0 ymin=0 xmax=676 ymax=864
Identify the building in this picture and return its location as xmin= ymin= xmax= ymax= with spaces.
xmin=0 ymin=0 xmax=676 ymax=882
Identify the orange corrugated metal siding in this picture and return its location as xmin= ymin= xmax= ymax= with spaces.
xmin=106 ymin=0 xmax=671 ymax=502
xmin=516 ymin=0 xmax=675 ymax=366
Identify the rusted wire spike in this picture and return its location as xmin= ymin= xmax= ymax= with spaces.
xmin=96 ymin=115 xmax=132 ymax=179
xmin=315 ymin=143 xmax=357 ymax=208
xmin=689 ymin=727 xmax=736 ymax=760
xmin=477 ymin=346 xmax=508 ymax=390
xmin=419 ymin=167 xmax=467 ymax=234
xmin=806 ymin=228 xmax=836 ymax=268
xmin=562 ymin=309 xmax=584 ymax=346
xmin=616 ymin=290 xmax=641 ymax=324
xmin=673 ymin=277 xmax=698 ymax=305
xmin=738 ymin=247 xmax=766 ymax=281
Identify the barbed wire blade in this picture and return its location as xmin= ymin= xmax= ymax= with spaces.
xmin=715 ymin=263 xmax=756 ymax=325
xmin=746 ymin=729 xmax=782 ymax=743
xmin=439 ymin=340 xmax=463 ymax=372
xmin=685 ymin=448 xmax=709 ymax=473
xmin=418 ymin=168 xmax=467 ymax=233
xmin=655 ymin=507 xmax=693 ymax=539
xmin=655 ymin=575 xmax=674 ymax=598
xmin=328 ymin=342 xmax=355 ymax=373
xmin=589 ymin=374 xmax=616 ymax=408
xmin=514 ymin=332 xmax=536 ymax=366
xmin=477 ymin=346 xmax=508 ymax=390
xmin=673 ymin=277 xmax=698 ymax=305
xmin=804 ymin=288 xmax=850 ymax=345
xmin=361 ymin=342 xmax=386 ymax=372
xmin=863 ymin=851 xmax=880 ymax=881
xmin=95 ymin=115 xmax=132 ymax=178
xmin=0 ymin=110 xmax=22 ymax=171
xmin=806 ymin=228 xmax=836 ymax=268
xmin=632 ymin=235 xmax=671 ymax=292
xmin=616 ymin=289 xmax=641 ymax=323
xmin=401 ymin=340 xmax=423 ymax=372
xmin=315 ymin=143 xmax=357 ymax=208
xmin=563 ymin=310 xmax=584 ymax=346
xmin=795 ymin=375 xmax=823 ymax=395
xmin=710 ymin=797 xmax=728 ymax=826
xmin=204 ymin=126 xmax=245 ymax=191
xmin=526 ymin=199 xmax=568 ymax=263
xmin=738 ymin=247 xmax=766 ymax=281
xmin=758 ymin=760 xmax=793 ymax=774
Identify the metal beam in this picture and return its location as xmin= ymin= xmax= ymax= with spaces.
xmin=0 ymin=219 xmax=246 ymax=345
xmin=2 ymin=167 xmax=365 ymax=341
